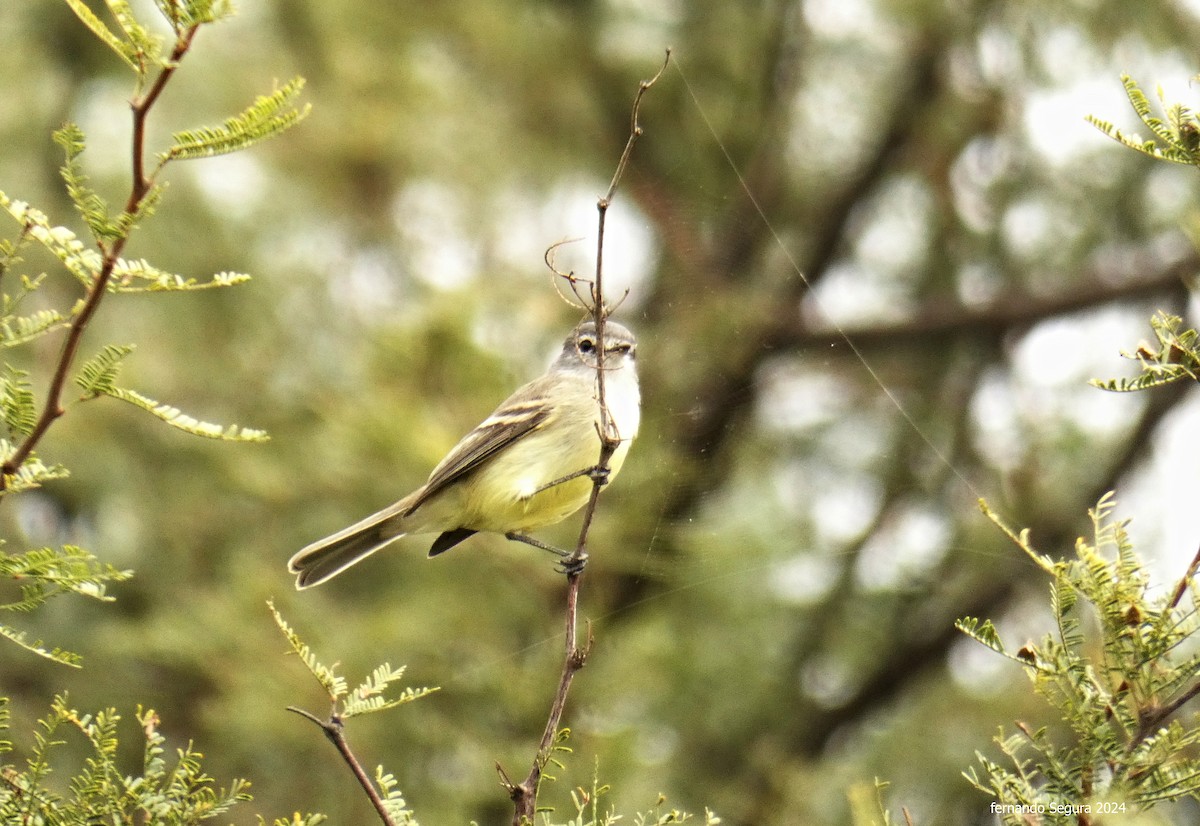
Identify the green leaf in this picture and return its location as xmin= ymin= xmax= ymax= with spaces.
xmin=75 ymin=343 xmax=136 ymax=398
xmin=105 ymin=386 xmax=269 ymax=441
xmin=53 ymin=123 xmax=122 ymax=244
xmin=955 ymin=616 xmax=1005 ymax=654
xmin=0 ymin=440 xmax=70 ymax=495
xmin=0 ymin=366 xmax=36 ymax=438
xmin=163 ymin=77 xmax=311 ymax=162
xmin=0 ymin=309 xmax=69 ymax=348
xmin=110 ymin=258 xmax=251 ymax=292
xmin=62 ymin=0 xmax=141 ymax=71
xmin=74 ymin=346 xmax=268 ymax=441
xmin=260 ymin=815 xmax=329 ymax=826
xmin=269 ymin=600 xmax=348 ymax=701
xmin=0 ymin=622 xmax=82 ymax=666
xmin=1094 ymin=311 xmax=1200 ymax=392
xmin=0 ymin=545 xmax=131 ymax=607
xmin=0 ymin=194 xmax=104 ymax=286
xmin=108 ymin=0 xmax=163 ymax=62
xmin=372 ymin=765 xmax=418 ymax=824
xmin=1088 ymin=75 xmax=1200 ymax=165
xmin=154 ymin=0 xmax=236 ymax=28
xmin=343 ymin=661 xmax=439 ymax=718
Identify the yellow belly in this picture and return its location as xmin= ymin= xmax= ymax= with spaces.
xmin=457 ymin=425 xmax=630 ymax=533
xmin=405 ymin=418 xmax=630 ymax=536
xmin=403 ymin=365 xmax=638 ymax=538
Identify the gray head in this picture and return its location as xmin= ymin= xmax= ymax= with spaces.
xmin=556 ymin=320 xmax=637 ymax=373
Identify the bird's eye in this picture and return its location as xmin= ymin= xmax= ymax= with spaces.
xmin=578 ymin=337 xmax=597 ymax=354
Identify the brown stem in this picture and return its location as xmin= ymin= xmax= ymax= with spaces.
xmin=1167 ymin=541 xmax=1200 ymax=610
xmin=504 ymin=573 xmax=591 ymax=824
xmin=503 ymin=53 xmax=668 ymax=825
xmin=0 ymin=27 xmax=199 ymax=489
xmin=288 ymin=706 xmax=397 ymax=826
xmin=1115 ymin=542 xmax=1200 ymax=761
xmin=0 ymin=26 xmax=199 ymax=489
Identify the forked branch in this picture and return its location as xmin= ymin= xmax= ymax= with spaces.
xmin=288 ymin=706 xmax=399 ymax=826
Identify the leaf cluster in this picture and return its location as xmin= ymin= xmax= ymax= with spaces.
xmin=1092 ymin=311 xmax=1200 ymax=393
xmin=270 ymin=602 xmax=434 ymax=824
xmin=271 ymin=604 xmax=723 ymax=826
xmin=63 ymin=0 xmax=235 ymax=85
xmin=165 ymin=78 xmax=311 ymax=162
xmin=523 ymin=771 xmax=721 ymax=826
xmin=1087 ymin=75 xmax=1200 ymax=167
xmin=270 ymin=601 xmax=439 ymax=721
xmin=0 ymin=0 xmax=308 ymax=662
xmin=0 ymin=544 xmax=130 ymax=665
xmin=959 ymin=495 xmax=1200 ymax=820
xmin=0 ymin=695 xmax=320 ymax=825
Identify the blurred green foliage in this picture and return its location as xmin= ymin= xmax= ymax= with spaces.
xmin=5 ymin=0 xmax=1200 ymax=824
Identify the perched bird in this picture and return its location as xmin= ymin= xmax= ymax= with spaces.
xmin=289 ymin=320 xmax=640 ymax=588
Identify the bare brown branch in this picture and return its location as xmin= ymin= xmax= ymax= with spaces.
xmin=505 ymin=52 xmax=667 ymax=825
xmin=288 ymin=706 xmax=398 ymax=826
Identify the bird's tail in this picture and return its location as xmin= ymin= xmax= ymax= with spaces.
xmin=289 ymin=507 xmax=407 ymax=589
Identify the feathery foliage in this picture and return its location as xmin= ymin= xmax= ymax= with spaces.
xmin=54 ymin=123 xmax=124 ymax=243
xmin=270 ymin=601 xmax=439 ymax=719
xmin=0 ymin=0 xmax=302 ymax=662
xmin=0 ymin=544 xmax=129 ymax=665
xmin=1089 ymin=79 xmax=1200 ymax=397
xmin=1087 ymin=74 xmax=1200 ymax=166
xmin=519 ymin=770 xmax=721 ymax=826
xmin=164 ymin=78 xmax=311 ymax=162
xmin=271 ymin=601 xmax=434 ymax=824
xmin=959 ymin=495 xmax=1200 ymax=821
xmin=1092 ymin=311 xmax=1200 ymax=392
xmin=0 ymin=440 xmax=69 ymax=495
xmin=0 ymin=0 xmax=317 ymax=818
xmin=273 ymin=602 xmax=722 ymax=826
xmin=0 ymin=695 xmax=318 ymax=824
xmin=61 ymin=0 xmax=153 ymax=74
xmin=73 ymin=345 xmax=269 ymax=441
xmin=111 ymin=258 xmax=252 ymax=292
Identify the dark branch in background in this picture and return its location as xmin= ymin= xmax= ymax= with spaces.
xmin=0 ymin=25 xmax=200 ymax=489
xmin=287 ymin=706 xmax=397 ymax=826
xmin=739 ymin=345 xmax=1197 ymax=821
xmin=501 ymin=51 xmax=669 ymax=826
xmin=775 ymin=254 xmax=1198 ymax=353
xmin=619 ymin=31 xmax=945 ymax=561
xmin=792 ymin=329 xmax=1195 ymax=752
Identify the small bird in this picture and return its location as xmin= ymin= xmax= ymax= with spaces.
xmin=288 ymin=320 xmax=640 ymax=589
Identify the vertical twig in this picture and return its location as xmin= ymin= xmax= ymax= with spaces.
xmin=503 ymin=50 xmax=670 ymax=826
xmin=0 ymin=25 xmax=200 ymax=488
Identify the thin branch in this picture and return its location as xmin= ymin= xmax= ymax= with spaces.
xmin=600 ymin=49 xmax=671 ymax=209
xmin=503 ymin=52 xmax=668 ymax=826
xmin=1167 ymin=541 xmax=1200 ymax=610
xmin=287 ymin=706 xmax=397 ymax=826
xmin=0 ymin=26 xmax=200 ymax=488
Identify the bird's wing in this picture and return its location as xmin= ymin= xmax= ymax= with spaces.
xmin=406 ymin=386 xmax=554 ymax=513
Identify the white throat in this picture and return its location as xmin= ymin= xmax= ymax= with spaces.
xmin=600 ymin=359 xmax=641 ymax=444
